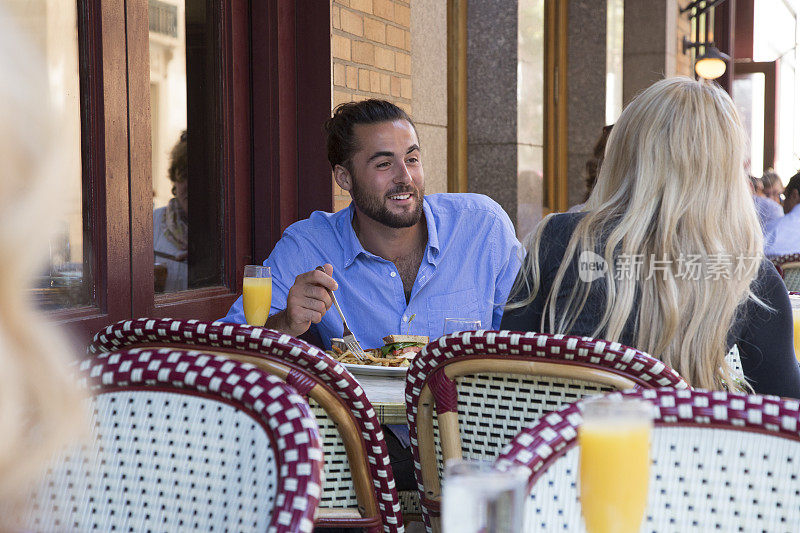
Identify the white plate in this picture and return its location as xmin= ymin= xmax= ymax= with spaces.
xmin=342 ymin=362 xmax=408 ymax=376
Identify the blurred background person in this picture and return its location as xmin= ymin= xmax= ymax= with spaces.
xmin=0 ymin=5 xmax=84 ymax=524
xmin=765 ymin=171 xmax=800 ymax=256
xmin=751 ymin=174 xmax=783 ymax=230
xmin=567 ymin=124 xmax=613 ymax=213
xmin=503 ymin=77 xmax=800 ymax=399
xmin=153 ymin=130 xmax=188 ymax=292
xmin=751 ymin=174 xmax=766 ymax=197
xmin=762 ymin=168 xmax=784 ymax=206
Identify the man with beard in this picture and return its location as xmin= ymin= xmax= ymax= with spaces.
xmin=221 ymin=99 xmax=521 ymax=498
xmin=222 ymin=99 xmax=522 ymax=350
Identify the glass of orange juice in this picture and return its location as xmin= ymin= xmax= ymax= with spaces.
xmin=579 ymin=397 xmax=652 ymax=533
xmin=790 ymin=294 xmax=800 ymax=363
xmin=243 ymin=265 xmax=272 ymax=326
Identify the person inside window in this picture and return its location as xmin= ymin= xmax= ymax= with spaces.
xmin=153 ymin=130 xmax=188 ymax=292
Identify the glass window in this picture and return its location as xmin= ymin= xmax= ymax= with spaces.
xmin=517 ymin=0 xmax=545 ymax=237
xmin=9 ymin=1 xmax=90 ymax=310
xmin=754 ymin=0 xmax=796 ymax=63
xmin=149 ymin=0 xmax=223 ymax=294
xmin=732 ymin=73 xmax=766 ymax=175
xmin=605 ymin=0 xmax=623 ymax=125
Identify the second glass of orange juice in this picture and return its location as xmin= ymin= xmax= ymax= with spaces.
xmin=243 ymin=265 xmax=272 ymax=326
xmin=790 ymin=294 xmax=800 ymax=363
xmin=579 ymin=397 xmax=652 ymax=533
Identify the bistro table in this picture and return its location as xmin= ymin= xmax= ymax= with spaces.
xmin=349 ymin=370 xmax=407 ymax=424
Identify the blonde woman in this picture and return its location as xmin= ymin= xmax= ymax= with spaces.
xmin=502 ymin=77 xmax=800 ymax=398
xmin=0 ymin=5 xmax=84 ymax=521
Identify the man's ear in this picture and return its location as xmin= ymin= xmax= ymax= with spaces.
xmin=334 ymin=164 xmax=352 ymax=191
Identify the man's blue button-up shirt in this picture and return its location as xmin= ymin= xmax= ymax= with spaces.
xmin=222 ymin=193 xmax=523 ymax=350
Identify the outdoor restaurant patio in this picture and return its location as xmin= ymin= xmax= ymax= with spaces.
xmin=4 ymin=1 xmax=800 ymax=532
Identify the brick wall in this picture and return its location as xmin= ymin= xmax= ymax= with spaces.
xmin=331 ymin=0 xmax=413 ymax=212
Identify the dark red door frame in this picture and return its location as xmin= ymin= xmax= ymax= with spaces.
xmin=295 ymin=1 xmax=335 ymax=220
xmin=734 ymin=0 xmax=755 ymax=60
xmin=56 ymin=0 xmax=132 ymax=342
xmin=128 ymin=0 xmax=253 ymax=322
xmin=713 ymin=0 xmax=736 ymax=94
xmin=54 ymin=0 xmax=332 ymax=343
xmin=252 ymin=0 xmax=332 ymax=264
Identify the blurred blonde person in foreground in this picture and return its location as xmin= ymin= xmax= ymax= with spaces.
xmin=502 ymin=77 xmax=800 ymax=398
xmin=0 ymin=6 xmax=84 ymax=524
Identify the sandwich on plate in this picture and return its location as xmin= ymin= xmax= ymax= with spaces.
xmin=379 ymin=334 xmax=429 ymax=360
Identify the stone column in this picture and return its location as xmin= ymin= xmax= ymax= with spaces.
xmin=465 ymin=0 xmax=546 ymax=238
xmin=567 ymin=0 xmax=607 ymax=207
xmin=623 ymin=0 xmax=690 ymax=106
xmin=466 ymin=0 xmax=520 ymax=224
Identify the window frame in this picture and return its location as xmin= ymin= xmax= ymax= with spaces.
xmin=128 ymin=0 xmax=251 ymax=321
xmin=54 ymin=0 xmax=332 ymax=344
xmin=55 ymin=0 xmax=133 ymax=339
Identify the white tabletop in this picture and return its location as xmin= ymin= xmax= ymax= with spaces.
xmin=354 ymin=372 xmax=406 ymax=404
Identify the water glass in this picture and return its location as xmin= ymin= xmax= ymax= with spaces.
xmin=443 ymin=318 xmax=482 ymax=335
xmin=442 ymin=459 xmax=527 ymax=533
xmin=579 ymin=397 xmax=653 ymax=533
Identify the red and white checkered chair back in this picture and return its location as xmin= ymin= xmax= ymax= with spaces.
xmin=495 ymin=388 xmax=800 ymax=531
xmin=769 ymin=253 xmax=800 ymax=290
xmin=25 ymin=348 xmax=323 ymax=533
xmin=405 ymin=330 xmax=689 ymax=532
xmin=87 ymin=318 xmax=404 ymax=533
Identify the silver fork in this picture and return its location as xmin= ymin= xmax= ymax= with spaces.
xmin=316 ymin=266 xmax=368 ymax=362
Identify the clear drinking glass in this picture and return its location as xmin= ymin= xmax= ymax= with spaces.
xmin=789 ymin=293 xmax=800 ymax=363
xmin=242 ymin=265 xmax=272 ymax=326
xmin=442 ymin=459 xmax=527 ymax=533
xmin=443 ymin=318 xmax=482 ymax=335
xmin=579 ymin=397 xmax=653 ymax=533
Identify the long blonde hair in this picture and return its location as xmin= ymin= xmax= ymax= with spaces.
xmin=511 ymin=77 xmax=762 ymax=391
xmin=0 ymin=6 xmax=84 ymax=512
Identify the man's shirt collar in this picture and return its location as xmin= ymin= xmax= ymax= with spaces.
xmin=338 ymin=198 xmax=440 ymax=268
xmin=339 ymin=203 xmax=364 ymax=268
xmin=423 ymin=198 xmax=440 ymax=265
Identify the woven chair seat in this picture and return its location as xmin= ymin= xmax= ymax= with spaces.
xmin=495 ymin=388 xmax=800 ymax=531
xmin=406 ymin=330 xmax=689 ymax=532
xmin=87 ymin=318 xmax=403 ymax=533
xmin=725 ymin=344 xmax=743 ymax=379
xmin=24 ymin=349 xmax=323 ymax=533
xmin=769 ymin=253 xmax=800 ymax=291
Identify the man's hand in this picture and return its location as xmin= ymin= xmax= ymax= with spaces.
xmin=266 ymin=264 xmax=336 ymax=337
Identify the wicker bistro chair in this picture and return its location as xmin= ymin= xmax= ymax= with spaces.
xmin=495 ymin=388 xmax=800 ymax=531
xmin=88 ymin=318 xmax=404 ymax=533
xmin=405 ymin=330 xmax=690 ymax=533
xmin=769 ymin=253 xmax=800 ymax=290
xmin=26 ymin=348 xmax=323 ymax=532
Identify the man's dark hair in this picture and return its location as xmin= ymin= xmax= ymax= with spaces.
xmin=324 ymin=99 xmax=416 ymax=172
xmin=785 ymin=171 xmax=800 ymax=199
